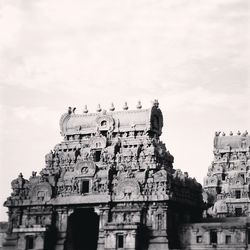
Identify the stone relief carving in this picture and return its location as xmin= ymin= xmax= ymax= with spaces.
xmin=31 ymin=182 xmax=52 ymax=202
xmin=4 ymin=101 xmax=204 ymax=247
xmin=204 ymin=132 xmax=250 ymax=218
xmin=75 ymin=161 xmax=96 ymax=177
xmin=89 ymin=136 xmax=107 ymax=149
xmin=115 ymin=178 xmax=140 ymax=200
xmin=95 ymin=113 xmax=114 ymax=132
xmin=10 ymin=173 xmax=30 ymax=199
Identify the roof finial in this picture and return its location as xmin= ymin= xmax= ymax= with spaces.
xmin=68 ymin=107 xmax=72 ymax=114
xmin=229 ymin=131 xmax=233 ymax=136
xmin=83 ymin=105 xmax=88 ymax=113
xmin=242 ymin=130 xmax=248 ymax=136
xmin=136 ymin=100 xmax=142 ymax=109
xmin=96 ymin=104 xmax=102 ymax=112
xmin=123 ymin=102 xmax=128 ymax=110
xmin=110 ymin=102 xmax=115 ymax=111
xmin=237 ymin=130 xmax=241 ymax=135
xmin=215 ymin=131 xmax=221 ymax=136
xmin=222 ymin=132 xmax=225 ymax=136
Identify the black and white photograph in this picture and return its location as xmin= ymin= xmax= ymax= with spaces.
xmin=0 ymin=0 xmax=249 ymax=249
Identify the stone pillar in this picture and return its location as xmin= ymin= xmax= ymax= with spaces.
xmin=126 ymin=231 xmax=137 ymax=250
xmin=162 ymin=206 xmax=168 ymax=231
xmin=17 ymin=234 xmax=25 ymax=250
xmin=94 ymin=206 xmax=102 ymax=229
xmin=148 ymin=205 xmax=169 ymax=250
xmin=151 ymin=205 xmax=157 ymax=230
xmin=54 ymin=208 xmax=69 ymax=250
xmin=36 ymin=234 xmax=45 ymax=250
xmin=97 ymin=205 xmax=109 ymax=250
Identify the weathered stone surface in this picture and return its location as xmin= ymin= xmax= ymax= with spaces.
xmin=2 ymin=101 xmax=202 ymax=250
xmin=180 ymin=131 xmax=250 ymax=250
xmin=204 ymin=131 xmax=250 ymax=218
xmin=0 ymin=222 xmax=8 ymax=249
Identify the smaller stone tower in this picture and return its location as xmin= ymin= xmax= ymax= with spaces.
xmin=204 ymin=130 xmax=250 ymax=217
xmin=180 ymin=130 xmax=250 ymax=250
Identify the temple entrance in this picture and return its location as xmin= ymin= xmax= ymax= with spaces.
xmin=65 ymin=208 xmax=99 ymax=250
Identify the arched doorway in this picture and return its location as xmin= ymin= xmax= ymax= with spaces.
xmin=65 ymin=208 xmax=99 ymax=250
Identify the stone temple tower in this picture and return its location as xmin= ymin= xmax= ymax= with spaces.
xmin=180 ymin=131 xmax=250 ymax=250
xmin=3 ymin=100 xmax=202 ymax=250
xmin=204 ymin=131 xmax=250 ymax=217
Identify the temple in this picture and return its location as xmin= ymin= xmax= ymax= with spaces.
xmin=180 ymin=130 xmax=250 ymax=249
xmin=1 ymin=100 xmax=202 ymax=250
xmin=2 ymin=100 xmax=249 ymax=250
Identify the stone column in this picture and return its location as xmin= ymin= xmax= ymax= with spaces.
xmin=151 ymin=205 xmax=157 ymax=230
xmin=94 ymin=206 xmax=102 ymax=229
xmin=148 ymin=205 xmax=169 ymax=250
xmin=126 ymin=231 xmax=137 ymax=250
xmin=54 ymin=207 xmax=69 ymax=250
xmin=162 ymin=206 xmax=168 ymax=231
xmin=97 ymin=205 xmax=109 ymax=250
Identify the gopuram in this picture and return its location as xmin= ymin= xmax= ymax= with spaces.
xmin=180 ymin=131 xmax=250 ymax=249
xmin=2 ymin=100 xmax=203 ymax=250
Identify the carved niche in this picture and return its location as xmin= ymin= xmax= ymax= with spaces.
xmin=89 ymin=136 xmax=107 ymax=149
xmin=115 ymin=178 xmax=140 ymax=200
xmin=207 ymin=176 xmax=218 ymax=186
xmin=31 ymin=182 xmax=52 ymax=202
xmin=75 ymin=160 xmax=96 ymax=177
xmin=95 ymin=113 xmax=114 ymax=132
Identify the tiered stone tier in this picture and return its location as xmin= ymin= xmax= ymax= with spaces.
xmin=204 ymin=131 xmax=250 ymax=217
xmin=3 ymin=100 xmax=202 ymax=250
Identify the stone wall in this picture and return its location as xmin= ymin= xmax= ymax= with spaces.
xmin=0 ymin=223 xmax=8 ymax=250
xmin=180 ymin=217 xmax=250 ymax=250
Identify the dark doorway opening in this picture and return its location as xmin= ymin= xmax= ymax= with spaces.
xmin=25 ymin=235 xmax=34 ymax=250
xmin=65 ymin=208 xmax=99 ymax=250
xmin=94 ymin=150 xmax=101 ymax=162
xmin=117 ymin=234 xmax=124 ymax=249
xmin=82 ymin=180 xmax=89 ymax=194
xmin=210 ymin=230 xmax=217 ymax=244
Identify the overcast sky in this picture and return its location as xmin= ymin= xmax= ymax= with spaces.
xmin=0 ymin=0 xmax=249 ymax=221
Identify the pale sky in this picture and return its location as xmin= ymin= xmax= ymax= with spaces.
xmin=0 ymin=0 xmax=249 ymax=221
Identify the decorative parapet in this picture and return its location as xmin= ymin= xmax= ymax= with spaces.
xmin=213 ymin=130 xmax=249 ymax=151
xmin=59 ymin=100 xmax=163 ymax=138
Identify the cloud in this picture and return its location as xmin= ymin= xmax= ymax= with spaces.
xmin=0 ymin=0 xmax=248 ymax=96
